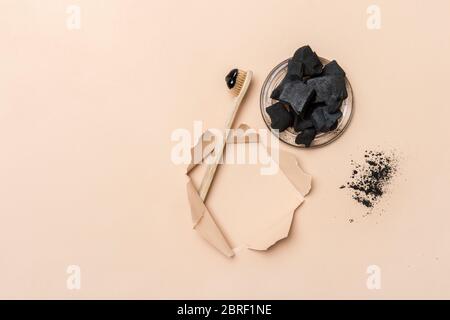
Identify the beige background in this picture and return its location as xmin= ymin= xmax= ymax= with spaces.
xmin=1 ymin=0 xmax=450 ymax=299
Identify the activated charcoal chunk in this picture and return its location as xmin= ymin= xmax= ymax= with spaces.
xmin=330 ymin=119 xmax=339 ymax=131
xmin=266 ymin=102 xmax=294 ymax=132
xmin=310 ymin=107 xmax=327 ymax=132
xmin=295 ymin=128 xmax=316 ymax=147
xmin=270 ymin=60 xmax=304 ymax=100
xmin=270 ymin=83 xmax=284 ymax=100
xmin=278 ymin=80 xmax=315 ymax=114
xmin=307 ymin=75 xmax=347 ymax=105
xmin=326 ymin=110 xmax=343 ymax=128
xmin=327 ymin=99 xmax=344 ymax=113
xmin=311 ymin=106 xmax=343 ymax=133
xmin=292 ymin=45 xmax=323 ymax=77
xmin=322 ymin=60 xmax=346 ymax=77
xmin=293 ymin=114 xmax=314 ymax=132
xmin=285 ymin=59 xmax=304 ymax=80
xmin=269 ymin=46 xmax=348 ymax=138
xmin=270 ymin=77 xmax=291 ymax=100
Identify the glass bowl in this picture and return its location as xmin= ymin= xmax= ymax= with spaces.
xmin=260 ymin=57 xmax=353 ymax=148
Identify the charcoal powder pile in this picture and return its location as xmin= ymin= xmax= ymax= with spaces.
xmin=341 ymin=150 xmax=398 ymax=209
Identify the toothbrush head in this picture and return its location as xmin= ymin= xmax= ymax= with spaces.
xmin=225 ymin=68 xmax=248 ymax=96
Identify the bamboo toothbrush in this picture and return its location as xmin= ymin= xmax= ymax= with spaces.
xmin=198 ymin=68 xmax=253 ymax=201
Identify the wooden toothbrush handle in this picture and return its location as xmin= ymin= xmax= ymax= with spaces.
xmin=198 ymin=99 xmax=240 ymax=201
xmin=198 ymin=150 xmax=223 ymax=201
xmin=199 ymin=70 xmax=253 ymax=201
xmin=198 ymin=71 xmax=252 ymax=201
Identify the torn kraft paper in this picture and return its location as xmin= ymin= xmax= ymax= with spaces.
xmin=186 ymin=124 xmax=312 ymax=258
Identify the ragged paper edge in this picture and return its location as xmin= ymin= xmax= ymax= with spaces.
xmin=246 ymin=210 xmax=295 ymax=251
xmin=186 ymin=124 xmax=312 ymax=257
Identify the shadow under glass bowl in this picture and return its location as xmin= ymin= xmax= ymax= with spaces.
xmin=260 ymin=57 xmax=353 ymax=148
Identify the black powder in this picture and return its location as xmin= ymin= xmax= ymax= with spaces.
xmin=342 ymin=150 xmax=398 ymax=209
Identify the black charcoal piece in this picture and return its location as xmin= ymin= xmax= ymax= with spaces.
xmin=286 ymin=59 xmax=304 ymax=80
xmin=293 ymin=114 xmax=314 ymax=132
xmin=270 ymin=78 xmax=290 ymax=100
xmin=292 ymin=45 xmax=323 ymax=77
xmin=311 ymin=106 xmax=343 ymax=132
xmin=270 ymin=83 xmax=284 ymax=100
xmin=325 ymin=110 xmax=342 ymax=131
xmin=278 ymin=80 xmax=315 ymax=114
xmin=322 ymin=60 xmax=346 ymax=77
xmin=266 ymin=102 xmax=294 ymax=132
xmin=303 ymin=102 xmax=325 ymax=117
xmin=295 ymin=128 xmax=316 ymax=147
xmin=270 ymin=85 xmax=282 ymax=100
xmin=327 ymin=99 xmax=344 ymax=113
xmin=307 ymin=75 xmax=347 ymax=105
xmin=311 ymin=106 xmax=328 ymax=132
xmin=329 ymin=120 xmax=339 ymax=131
xmin=270 ymin=60 xmax=304 ymax=100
